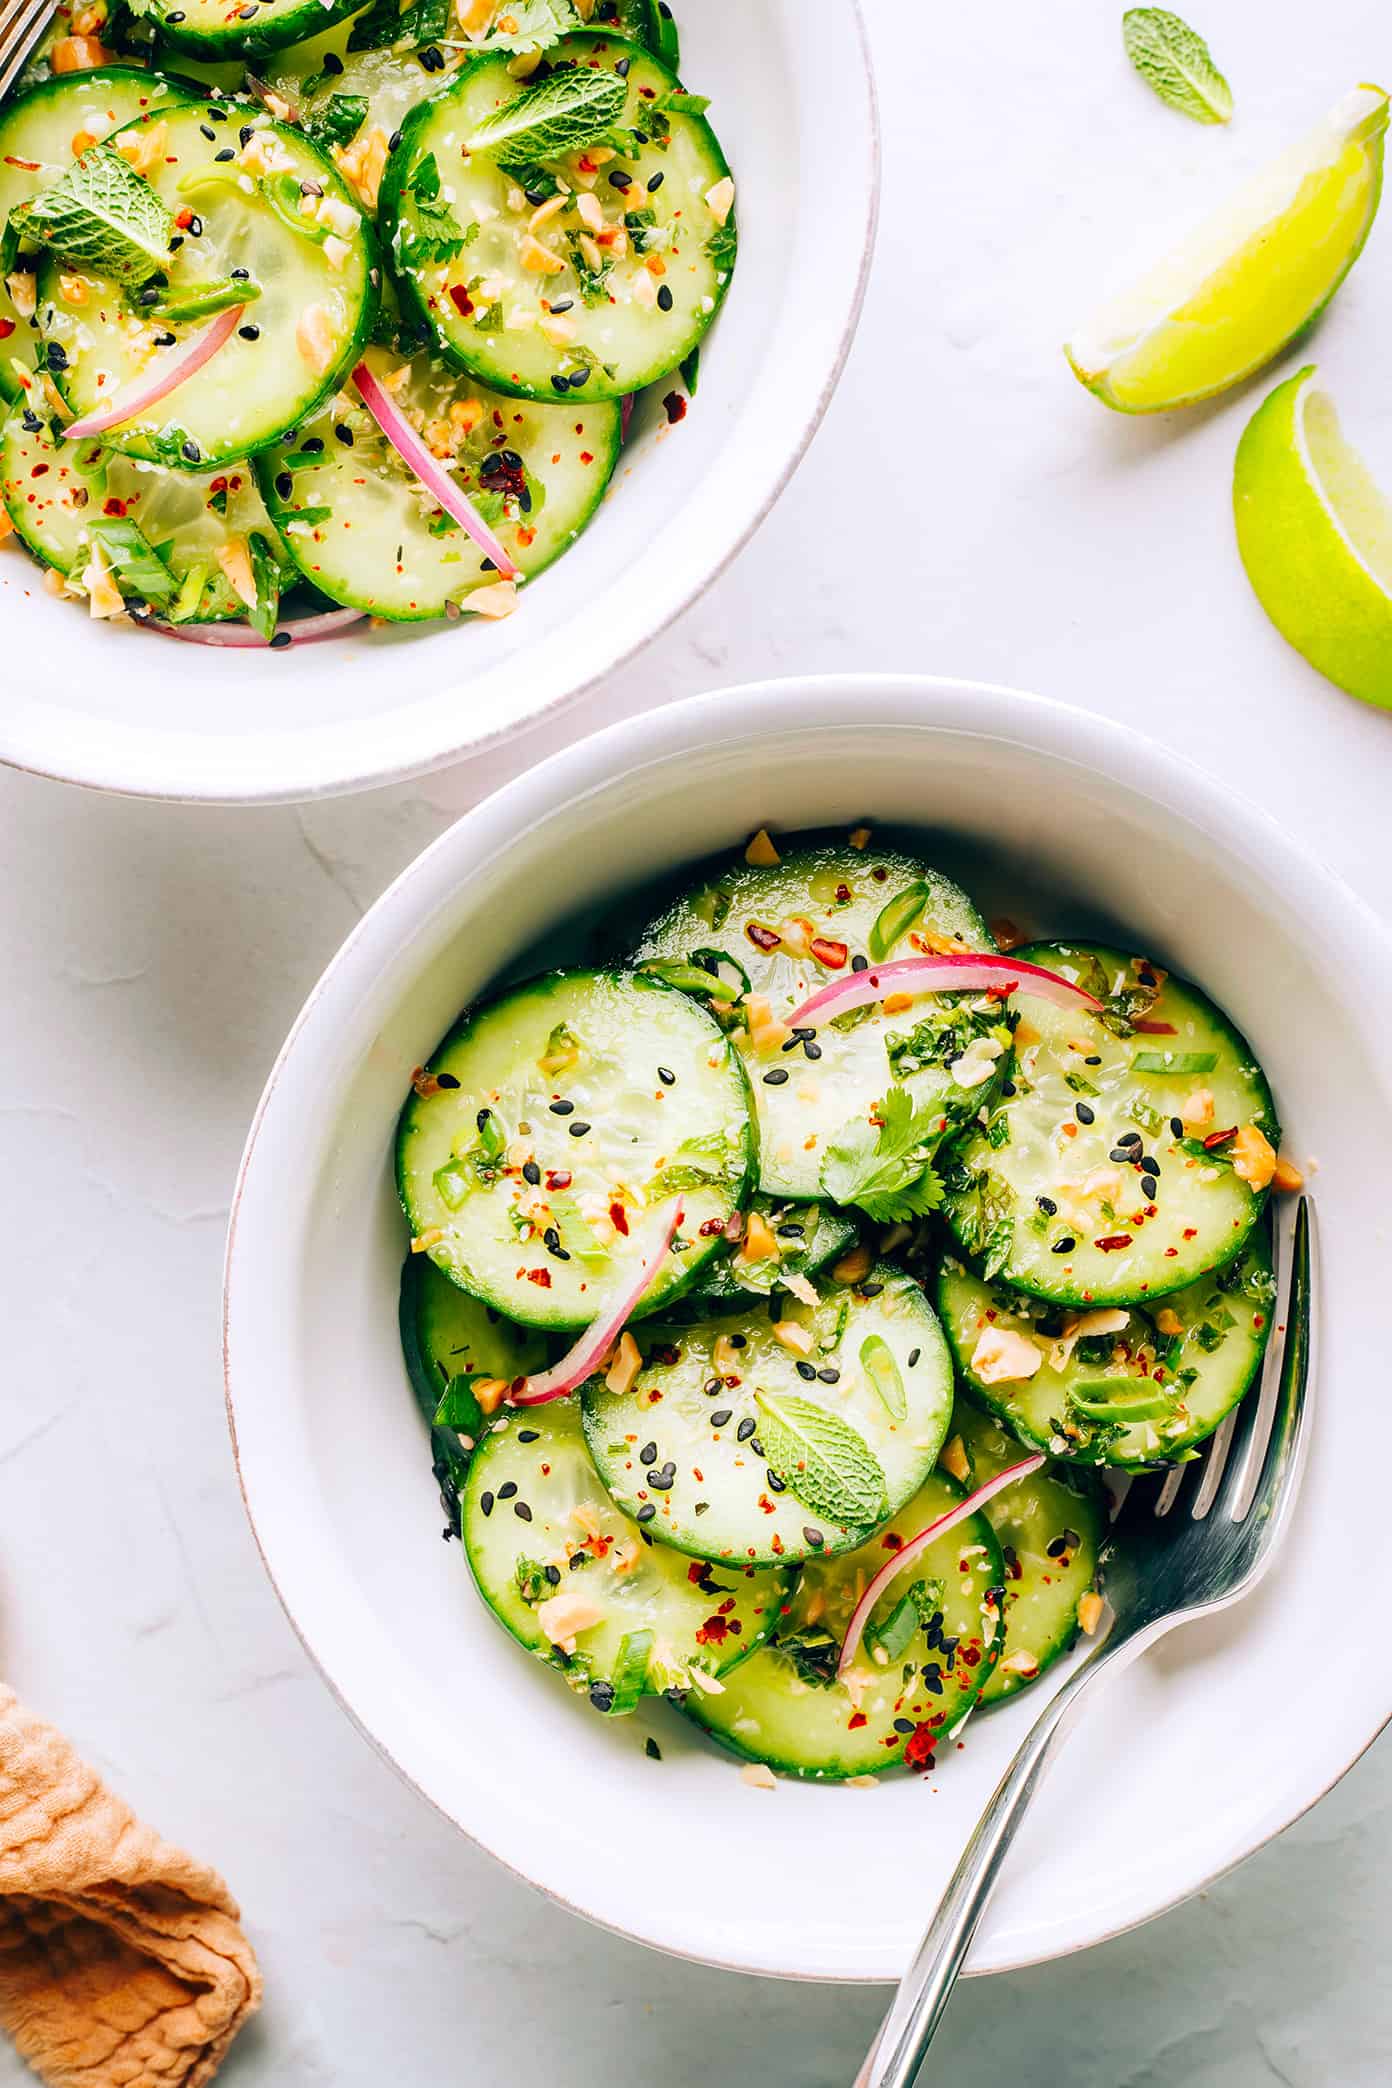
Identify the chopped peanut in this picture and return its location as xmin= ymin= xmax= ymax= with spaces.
xmin=473 ymin=1377 xmax=510 ymax=1416
xmin=0 ymin=508 xmax=13 ymax=545
xmin=576 ymin=231 xmax=604 ymax=273
xmin=5 ymin=272 xmax=36 ymax=320
xmin=1155 ymin=1308 xmax=1184 ymax=1337
xmin=449 ymin=396 xmax=485 ymax=434
xmin=990 ymin=917 xmax=1023 ymax=952
xmin=334 ymin=125 xmax=389 ymax=213
xmin=831 ymin=1240 xmax=873 ymax=1284
xmin=576 ymin=190 xmax=605 ymax=234
xmin=454 ymin=0 xmax=492 ymax=25
xmin=216 ymin=537 xmax=257 ymax=611
xmin=631 ymin=269 xmax=658 ymax=309
xmin=738 ymin=1210 xmax=779 ymax=1264
xmin=605 ymin=1330 xmax=642 ymax=1397
xmin=1273 ymin=1155 xmax=1304 ymax=1193
xmin=882 ymin=992 xmax=915 ymax=1015
xmin=570 ymin=1502 xmax=604 ymax=1541
xmin=519 ymin=232 xmax=565 ymax=275
xmin=424 ymin=418 xmax=456 ymax=460
xmin=711 ymin=1333 xmax=741 ymax=1375
xmin=1078 ymin=1590 xmax=1105 ymax=1635
xmin=772 ymin=1319 xmax=814 ymax=1357
xmin=295 ymin=303 xmax=337 ymax=374
xmin=83 ymin=543 xmax=123 ymax=618
xmin=611 ymin=1538 xmax=641 ymax=1575
xmin=940 ymin=1434 xmax=970 ymax=1483
xmin=743 ymin=992 xmax=791 ymax=1054
xmin=971 ymin=1325 xmax=1043 ymax=1385
xmin=535 ymin=1589 xmax=604 ymax=1650
xmin=51 ymin=34 xmax=116 ymax=71
xmin=739 ymin=1761 xmax=777 ymax=1790
xmin=113 ymin=119 xmax=165 ymax=177
xmin=469 ymin=580 xmax=519 ymax=620
xmin=322 ymin=234 xmax=352 ymax=272
xmin=1231 ymin=1123 xmax=1276 ymax=1192
xmin=58 ymin=273 xmax=88 ymax=306
xmin=848 ymin=826 xmax=872 ymax=850
xmin=1180 ymin=1087 xmax=1215 ymax=1130
xmin=528 ymin=193 xmax=567 ymax=234
xmin=539 ymin=313 xmax=578 ymax=347
xmin=704 ymin=175 xmax=735 ymax=225
xmin=70 ymin=0 xmax=108 ymax=31
xmin=1000 ymin=1650 xmax=1039 ymax=1679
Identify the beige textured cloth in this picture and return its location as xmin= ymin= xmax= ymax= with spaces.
xmin=0 ymin=1688 xmax=260 ymax=2088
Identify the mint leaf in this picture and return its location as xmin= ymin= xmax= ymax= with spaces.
xmin=86 ymin=517 xmax=176 ymax=606
xmin=24 ymin=143 xmax=173 ymax=286
xmin=467 ymin=66 xmax=628 ymax=168
xmin=821 ymin=1086 xmax=946 ymax=1225
xmin=304 ymin=93 xmax=369 ymax=153
xmin=1122 ymin=9 xmax=1232 ymax=124
xmin=754 ymin=1389 xmax=887 ymax=1527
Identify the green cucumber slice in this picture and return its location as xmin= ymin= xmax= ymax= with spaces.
xmin=2 ymin=403 xmax=292 ymax=616
xmin=399 ymin=1251 xmax=549 ymax=1509
xmin=137 ymin=0 xmax=366 ymax=63
xmin=945 ymin=1401 xmax=1103 ymax=1704
xmin=461 ymin=1399 xmax=791 ymax=1711
xmin=396 ymin=968 xmax=755 ymax=1331
xmin=684 ymin=1195 xmax=860 ymax=1307
xmin=258 ymin=340 xmax=619 ymax=618
xmin=380 ymin=31 xmax=735 ymax=401
xmin=685 ymin=1471 xmax=1004 ymax=1779
xmin=941 ymin=941 xmax=1279 ymax=1305
xmin=0 ymin=69 xmax=193 ymax=404
xmin=937 ymin=1227 xmax=1276 ymax=1469
xmin=580 ymin=1266 xmax=954 ymax=1565
xmin=39 ymin=102 xmax=378 ymax=468
xmin=633 ymin=839 xmax=999 ymax=1202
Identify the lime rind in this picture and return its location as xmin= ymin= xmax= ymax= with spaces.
xmin=1066 ymin=84 xmax=1390 ymax=414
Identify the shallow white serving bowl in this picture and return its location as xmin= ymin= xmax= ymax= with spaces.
xmin=0 ymin=12 xmax=876 ymax=806
xmin=225 ymin=675 xmax=1392 ymax=1980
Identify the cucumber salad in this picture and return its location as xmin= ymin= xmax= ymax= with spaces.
xmin=396 ymin=826 xmax=1298 ymax=1781
xmin=0 ymin=0 xmax=732 ymax=642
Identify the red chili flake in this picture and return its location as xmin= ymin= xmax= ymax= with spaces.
xmin=746 ymin=922 xmax=780 ymax=951
xmin=1165 ymin=1246 xmax=1179 ymax=1257
xmin=962 ymin=1645 xmax=981 ymax=1667
xmin=809 ymin=936 xmax=848 ymax=969
xmin=757 ymin=1493 xmax=776 ymax=1515
xmin=1203 ymin=1127 xmax=1238 ymax=1151
xmin=985 ymin=982 xmax=1016 ymax=1001
xmin=847 ymin=1712 xmax=868 ymax=1730
xmin=609 ymin=1201 xmax=630 ymax=1236
xmin=698 ymin=1216 xmax=725 ymax=1236
xmin=527 ymin=1268 xmax=552 ymax=1288
xmin=0 ymin=319 xmax=13 ymax=341
xmin=904 ymin=1726 xmax=936 ymax=1769
xmin=1095 ymin=1234 xmax=1132 ymax=1252
xmin=770 ymin=1533 xmax=784 ymax=1555
xmin=718 ymin=1596 xmax=736 ymax=1615
xmin=835 ymin=882 xmax=852 ymax=902
xmin=662 ymin=391 xmax=687 ymax=425
xmin=687 ymin=1562 xmax=708 ymax=1584
xmin=30 ymin=464 xmax=48 ymax=478
xmin=449 ymin=284 xmax=474 ymax=317
xmin=695 ymin=1614 xmax=730 ymax=1647
xmin=579 ymin=449 xmax=593 ymax=464
xmin=1182 ymin=1226 xmax=1198 ymax=1240
xmin=545 ymin=1169 xmax=572 ymax=1190
xmin=175 ymin=207 xmax=195 ymax=230
xmin=102 ymin=496 xmax=129 ymax=517
xmin=881 ymin=1531 xmax=904 ymax=1551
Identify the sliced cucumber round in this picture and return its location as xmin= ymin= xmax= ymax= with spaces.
xmin=397 ymin=969 xmax=755 ymax=1332
xmin=581 ymin=1266 xmax=954 ymax=1566
xmin=941 ymin=941 xmax=1279 ymax=1306
xmin=258 ymin=340 xmax=619 ymax=618
xmin=138 ymin=0 xmax=366 ymax=63
xmin=0 ymin=69 xmax=194 ymax=403
xmin=684 ymin=1194 xmax=860 ymax=1308
xmin=945 ymin=1401 xmax=1102 ymax=1705
xmin=2 ymin=402 xmax=293 ymax=616
xmin=40 ymin=102 xmax=378 ymax=469
xmin=937 ymin=1227 xmax=1275 ymax=1469
xmin=685 ymin=1471 xmax=1004 ymax=1779
xmin=380 ymin=32 xmax=735 ymax=401
xmin=462 ymin=1399 xmax=791 ymax=1713
xmin=399 ymin=1251 xmax=549 ymax=1508
xmin=633 ymin=839 xmax=999 ymax=1202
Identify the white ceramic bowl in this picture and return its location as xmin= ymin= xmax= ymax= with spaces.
xmin=224 ymin=676 xmax=1392 ymax=1980
xmin=0 ymin=13 xmax=876 ymax=806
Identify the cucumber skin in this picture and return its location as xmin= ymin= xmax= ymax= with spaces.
xmin=395 ymin=968 xmax=759 ymax=1331
xmin=147 ymin=0 xmax=367 ymax=63
xmin=398 ymin=1253 xmax=470 ymax=1519
xmin=379 ymin=42 xmax=735 ymax=404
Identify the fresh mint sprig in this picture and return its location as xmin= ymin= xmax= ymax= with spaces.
xmin=22 ymin=143 xmax=173 ymax=287
xmin=1122 ymin=9 xmax=1233 ymax=125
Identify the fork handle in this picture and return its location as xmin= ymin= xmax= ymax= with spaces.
xmin=856 ymin=1628 xmax=1134 ymax=2088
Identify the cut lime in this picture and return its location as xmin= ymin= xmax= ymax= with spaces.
xmin=1234 ymin=364 xmax=1392 ymax=709
xmin=1066 ymin=86 xmax=1389 ymax=413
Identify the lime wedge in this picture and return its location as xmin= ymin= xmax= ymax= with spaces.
xmin=1234 ymin=364 xmax=1392 ymax=709
xmin=1066 ymin=85 xmax=1389 ymax=413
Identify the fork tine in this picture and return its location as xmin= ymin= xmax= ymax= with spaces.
xmin=0 ymin=0 xmax=53 ymax=100
xmin=1226 ymin=1197 xmax=1313 ymax=1524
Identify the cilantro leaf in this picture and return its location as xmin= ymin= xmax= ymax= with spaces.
xmin=397 ymin=152 xmax=472 ymax=265
xmin=22 ymin=143 xmax=173 ymax=287
xmin=707 ymin=217 xmax=737 ymax=273
xmin=821 ymin=1086 xmax=947 ymax=1224
xmin=473 ymin=0 xmax=581 ymax=52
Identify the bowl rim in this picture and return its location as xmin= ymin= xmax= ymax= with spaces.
xmin=0 ymin=10 xmax=879 ymax=808
xmin=223 ymin=671 xmax=1392 ymax=1979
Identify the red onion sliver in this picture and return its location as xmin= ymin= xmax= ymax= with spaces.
xmin=1133 ymin=1019 xmax=1177 ymax=1035
xmin=351 ymin=359 xmax=520 ymax=581
xmin=837 ymin=1455 xmax=1046 ymax=1677
xmin=620 ymin=394 xmax=635 ymax=442
xmin=510 ymin=1205 xmax=684 ymax=1408
xmin=146 ymin=606 xmax=366 ymax=647
xmin=787 ymin=953 xmax=1103 ymax=1031
xmin=64 ymin=305 xmax=244 ymax=441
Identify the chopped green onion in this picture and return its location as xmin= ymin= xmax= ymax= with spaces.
xmin=1133 ymin=1050 xmax=1218 ymax=1075
xmin=1068 ymin=1378 xmax=1175 ymax=1423
xmin=871 ymin=1591 xmax=919 ymax=1661
xmin=868 ymin=883 xmax=927 ymax=961
xmin=603 ymin=1629 xmax=654 ymax=1716
xmin=861 ymin=1334 xmax=906 ymax=1420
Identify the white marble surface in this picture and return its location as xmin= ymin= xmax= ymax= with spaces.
xmin=3 ymin=2 xmax=1392 ymax=2081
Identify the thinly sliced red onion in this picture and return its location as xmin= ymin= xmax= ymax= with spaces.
xmin=620 ymin=394 xmax=635 ymax=442
xmin=64 ymin=304 xmax=244 ymax=440
xmin=838 ymin=1455 xmax=1046 ymax=1677
xmin=147 ymin=606 xmax=365 ymax=647
xmin=510 ymin=1206 xmax=684 ymax=1408
xmin=352 ymin=359 xmax=520 ymax=581
xmin=787 ymin=953 xmax=1103 ymax=1031
xmin=1134 ymin=1019 xmax=1177 ymax=1035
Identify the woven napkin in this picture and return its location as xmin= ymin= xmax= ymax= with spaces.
xmin=0 ymin=1686 xmax=260 ymax=2088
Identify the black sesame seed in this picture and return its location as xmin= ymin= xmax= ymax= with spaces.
xmin=154 ymin=331 xmax=176 ymax=348
xmin=861 ymin=1280 xmax=884 ymax=1296
xmin=549 ymin=1099 xmax=574 ymax=1114
xmin=589 ymin=1681 xmax=614 ymax=1711
xmin=640 ymin=1441 xmax=657 ymax=1466
xmin=608 ymin=170 xmax=632 ymax=188
xmin=1036 ymin=1195 xmax=1057 ymax=1215
xmin=420 ymin=43 xmax=444 ymax=69
xmin=231 ymin=266 xmax=250 ymax=280
xmin=709 ymin=1409 xmax=732 ymax=1427
xmin=187 ymin=216 xmax=203 ymax=236
xmin=729 ymin=1334 xmax=746 ymax=1348
xmin=438 ymin=1073 xmax=460 ymax=1089
xmin=480 ymin=1490 xmax=494 ymax=1516
xmin=892 ymin=1717 xmax=914 ymax=1735
xmin=551 ymin=376 xmax=570 ymax=394
xmin=802 ymin=1041 xmax=822 ymax=1060
xmin=388 ymin=128 xmax=403 ymax=151
xmin=636 ymin=1503 xmax=656 ymax=1523
xmin=237 ymin=324 xmax=260 ymax=341
xmin=550 ymin=297 xmax=574 ymax=314
xmin=200 ymin=122 xmax=216 ymax=140
xmin=1171 ymin=1117 xmax=1184 ymax=1138
xmin=181 ymin=439 xmax=201 ymax=463
xmin=767 ymin=1471 xmax=786 ymax=1492
xmin=1085 ymin=1054 xmax=1102 ymax=1065
xmin=749 ymin=1438 xmax=764 ymax=1458
xmin=615 ymin=55 xmax=630 ymax=75
xmin=268 ymin=631 xmax=291 ymax=650
xmin=647 ymin=170 xmax=665 ymax=191
xmin=907 ymin=1347 xmax=921 ymax=1368
xmin=1075 ymin=1102 xmax=1095 ymax=1125
xmin=776 ymin=1222 xmax=805 ymax=1238
xmin=544 ymin=1563 xmax=561 ymax=1585
xmin=645 ymin=1737 xmax=662 ymax=1760
xmin=649 ymin=1463 xmax=676 ymax=1490
xmin=166 ymin=8 xmax=184 ymax=16
xmin=522 ymin=1160 xmax=541 ymax=1185
xmin=497 ymin=1480 xmax=517 ymax=1500
xmin=542 ymin=1227 xmax=569 ymax=1260
xmin=1117 ymin=1131 xmax=1142 ymax=1151
xmin=1052 ymin=1236 xmax=1076 ymax=1254
xmin=736 ymin=1417 xmax=756 ymax=1442
xmin=568 ymin=1551 xmax=585 ymax=1570
xmin=1109 ymin=1147 xmax=1135 ymax=1164
xmin=693 ymin=1501 xmax=709 ymax=1516
xmin=816 ymin=1367 xmax=840 ymax=1384
xmin=656 ymin=284 xmax=673 ymax=312
xmin=239 ymin=125 xmax=254 ymax=146
xmin=568 ymin=367 xmax=590 ymax=388
xmin=851 ymin=953 xmax=869 ymax=972
xmin=214 ymin=146 xmax=235 ymax=162
xmin=762 ymin=1068 xmax=790 ymax=1086
xmin=568 ymin=1120 xmax=591 ymax=1137
xmin=1141 ymin=1155 xmax=1160 ymax=1175
xmin=803 ymin=1527 xmax=825 ymax=1548
xmin=795 ymin=1360 xmax=816 ymax=1381
xmin=513 ymin=1501 xmax=532 ymax=1521
xmin=275 ymin=471 xmax=293 ymax=498
xmin=1001 ymin=1079 xmax=1017 ymax=1096
xmin=1046 ymin=1536 xmax=1067 ymax=1558
xmin=44 ymin=342 xmax=67 ymax=371
xmin=517 ymin=1428 xmax=539 ymax=1443
xmin=324 ymin=49 xmax=343 ymax=71
xmin=703 ymin=1376 xmax=723 ymax=1396
xmin=301 ymin=436 xmax=324 ymax=453
xmin=1141 ymin=1176 xmax=1158 ymax=1200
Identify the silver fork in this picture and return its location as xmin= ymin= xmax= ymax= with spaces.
xmin=0 ymin=0 xmax=55 ymax=107
xmin=857 ymin=1196 xmax=1314 ymax=2088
